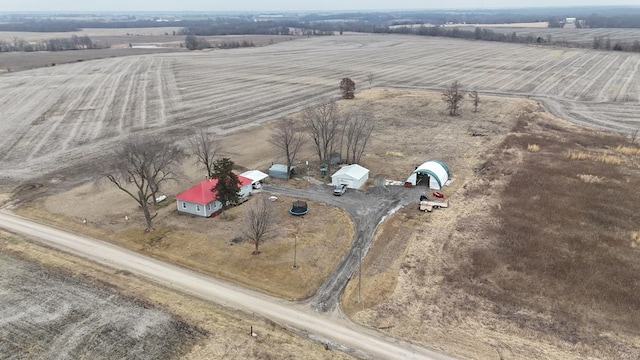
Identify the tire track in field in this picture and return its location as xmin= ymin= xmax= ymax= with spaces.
xmin=27 ymin=58 xmax=129 ymax=157
xmin=531 ymin=51 xmax=587 ymax=95
xmin=61 ymin=57 xmax=138 ymax=150
xmin=617 ymin=58 xmax=640 ymax=102
xmin=576 ymin=53 xmax=620 ymax=101
xmin=558 ymin=53 xmax=610 ymax=98
xmin=25 ymin=62 xmax=118 ymax=160
xmin=597 ymin=55 xmax=633 ymax=102
xmin=515 ymin=50 xmax=581 ymax=93
xmin=0 ymin=72 xmax=76 ymax=158
xmin=86 ymin=58 xmax=142 ymax=141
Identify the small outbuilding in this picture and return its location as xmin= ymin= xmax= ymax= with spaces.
xmin=240 ymin=170 xmax=269 ymax=189
xmin=405 ymin=160 xmax=450 ymax=190
xmin=175 ymin=175 xmax=253 ymax=217
xmin=268 ymin=164 xmax=293 ymax=179
xmin=331 ymin=164 xmax=369 ymax=189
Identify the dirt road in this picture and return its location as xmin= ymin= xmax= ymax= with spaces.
xmin=0 ymin=210 xmax=453 ymax=360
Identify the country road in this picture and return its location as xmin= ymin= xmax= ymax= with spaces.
xmin=0 ymin=211 xmax=454 ymax=360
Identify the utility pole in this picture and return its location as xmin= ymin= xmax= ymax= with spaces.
xmin=293 ymin=216 xmax=302 ymax=269
xmin=306 ymin=160 xmax=309 ymax=182
xmin=292 ymin=234 xmax=298 ymax=269
xmin=357 ymin=246 xmax=362 ymax=304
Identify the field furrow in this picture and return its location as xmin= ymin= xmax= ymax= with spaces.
xmin=2 ymin=35 xmax=640 ymax=184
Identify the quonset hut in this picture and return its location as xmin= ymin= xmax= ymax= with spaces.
xmin=405 ymin=160 xmax=450 ymax=190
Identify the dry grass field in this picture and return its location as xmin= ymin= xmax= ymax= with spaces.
xmin=343 ymin=102 xmax=640 ymax=359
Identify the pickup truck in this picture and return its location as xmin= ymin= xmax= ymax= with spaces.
xmin=333 ymin=184 xmax=347 ymax=196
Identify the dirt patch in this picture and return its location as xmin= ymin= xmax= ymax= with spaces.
xmin=0 ymin=232 xmax=355 ymax=360
xmin=345 ymin=105 xmax=640 ymax=359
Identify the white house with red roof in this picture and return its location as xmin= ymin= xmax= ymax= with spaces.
xmin=175 ymin=175 xmax=253 ymax=217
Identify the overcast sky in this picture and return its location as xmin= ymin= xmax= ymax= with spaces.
xmin=1 ymin=0 xmax=639 ymax=12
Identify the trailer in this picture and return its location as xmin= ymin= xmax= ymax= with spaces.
xmin=419 ymin=200 xmax=449 ymax=212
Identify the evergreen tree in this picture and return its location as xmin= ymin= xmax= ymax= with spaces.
xmin=211 ymin=158 xmax=240 ymax=216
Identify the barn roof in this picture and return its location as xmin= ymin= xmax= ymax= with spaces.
xmin=175 ymin=175 xmax=252 ymax=205
xmin=413 ymin=160 xmax=450 ymax=189
xmin=332 ymin=164 xmax=369 ymax=180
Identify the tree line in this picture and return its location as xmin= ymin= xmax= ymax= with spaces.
xmin=0 ymin=35 xmax=108 ymax=53
xmin=184 ymin=35 xmax=256 ymax=50
xmin=386 ymin=26 xmax=640 ymax=54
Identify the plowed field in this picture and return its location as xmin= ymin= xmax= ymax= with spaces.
xmin=2 ymin=35 xmax=639 ymax=189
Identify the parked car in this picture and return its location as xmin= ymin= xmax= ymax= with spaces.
xmin=333 ymin=184 xmax=347 ymax=196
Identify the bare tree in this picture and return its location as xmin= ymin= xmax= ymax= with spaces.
xmin=270 ymin=118 xmax=305 ymax=180
xmin=103 ymin=137 xmax=184 ymax=232
xmin=242 ymin=196 xmax=278 ymax=255
xmin=631 ymin=129 xmax=639 ymax=144
xmin=188 ymin=130 xmax=220 ymax=179
xmin=366 ymin=73 xmax=374 ymax=88
xmin=303 ymin=100 xmax=341 ymax=163
xmin=442 ymin=81 xmax=464 ymax=116
xmin=344 ymin=112 xmax=374 ymax=164
xmin=340 ymin=77 xmax=356 ymax=99
xmin=469 ymin=90 xmax=481 ymax=113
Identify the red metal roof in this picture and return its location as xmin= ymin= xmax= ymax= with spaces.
xmin=175 ymin=175 xmax=252 ymax=205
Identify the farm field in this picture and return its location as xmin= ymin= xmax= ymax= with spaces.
xmin=0 ymin=241 xmax=203 ymax=359
xmin=2 ymin=34 xmax=640 ymax=193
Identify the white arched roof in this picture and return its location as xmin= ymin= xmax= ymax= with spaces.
xmin=413 ymin=160 xmax=450 ymax=189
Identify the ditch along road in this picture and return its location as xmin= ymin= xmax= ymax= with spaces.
xmin=0 ymin=210 xmax=452 ymax=360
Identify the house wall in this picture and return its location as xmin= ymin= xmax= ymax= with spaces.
xmin=177 ymin=200 xmax=222 ymax=217
xmin=239 ymin=184 xmax=253 ymax=198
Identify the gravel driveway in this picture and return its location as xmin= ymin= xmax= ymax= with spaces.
xmin=263 ymin=184 xmax=423 ymax=312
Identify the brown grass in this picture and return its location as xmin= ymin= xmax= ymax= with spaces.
xmin=527 ymin=144 xmax=540 ymax=152
xmin=17 ymin=192 xmax=353 ymax=300
xmin=346 ymin=101 xmax=640 ymax=359
xmin=342 ymin=207 xmax=421 ymax=315
xmin=448 ymin=126 xmax=640 ymax=354
xmin=615 ymin=145 xmax=640 ymax=156
xmin=565 ymin=150 xmax=624 ymax=164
